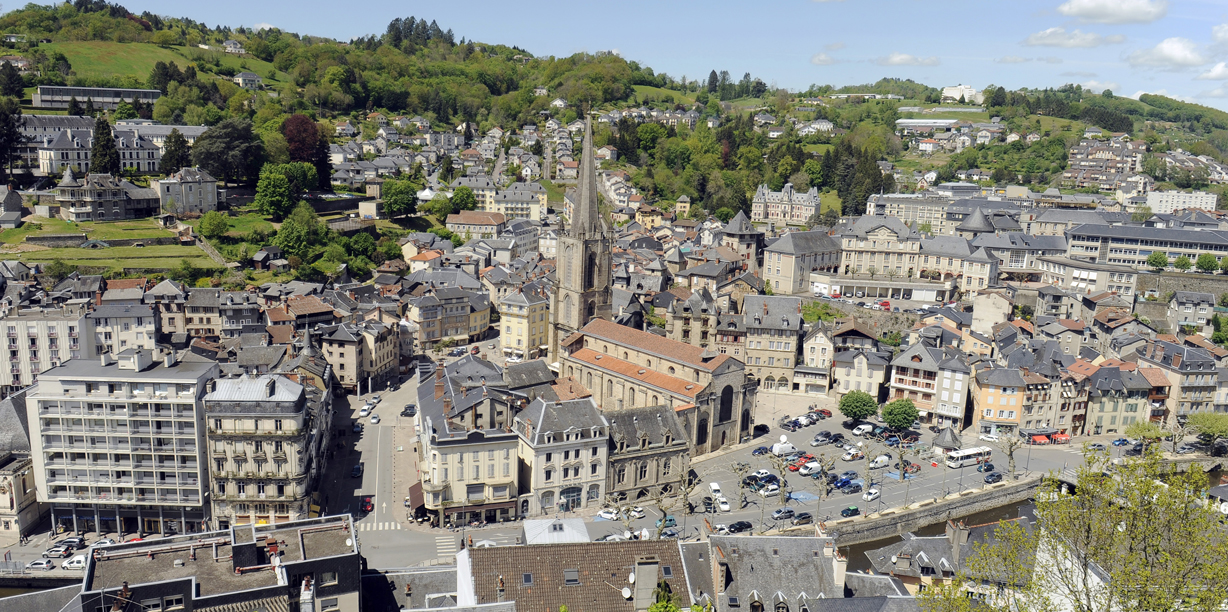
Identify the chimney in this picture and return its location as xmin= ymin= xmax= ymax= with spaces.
xmin=435 ymin=369 xmax=445 ymax=400
xmin=443 ymin=395 xmax=452 ymax=414
xmin=164 ymin=350 xmax=176 ymax=368
xmin=832 ymin=545 xmax=848 ymax=595
xmin=207 ymin=379 xmax=217 ymax=393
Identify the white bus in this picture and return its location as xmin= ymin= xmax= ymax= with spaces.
xmin=945 ymin=446 xmax=993 ymax=468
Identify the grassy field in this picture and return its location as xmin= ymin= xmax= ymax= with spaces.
xmin=804 ymin=143 xmax=834 ymax=155
xmin=9 ymin=244 xmax=220 ymax=270
xmin=820 ymin=190 xmax=842 ymax=215
xmin=633 ymin=85 xmax=695 ymax=105
xmin=540 ymin=179 xmax=566 ymax=203
xmin=379 ymin=214 xmax=443 ymax=234
xmin=39 ymin=41 xmax=287 ymax=84
xmin=0 ymin=217 xmax=175 ymax=244
xmin=183 ymin=212 xmax=276 ymax=238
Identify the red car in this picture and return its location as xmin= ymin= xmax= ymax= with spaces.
xmin=361 ymin=496 xmax=374 ymax=514
xmin=817 ymin=409 xmax=832 ymax=418
xmin=787 ymin=454 xmax=815 ymax=471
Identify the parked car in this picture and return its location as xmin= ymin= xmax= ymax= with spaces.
xmin=716 ymin=495 xmax=731 ymax=512
xmin=360 ymin=496 xmax=374 ymax=513
xmin=752 ymin=446 xmax=771 ymax=456
xmin=817 ymin=409 xmax=833 ymax=418
xmin=598 ymin=508 xmax=619 ymax=520
xmin=709 ymin=482 xmax=723 ymax=497
xmin=843 ymin=481 xmax=864 ymax=495
xmin=351 ymin=463 xmax=364 ymax=478
xmin=358 ymin=406 xmax=371 ymax=418
xmin=401 ymin=404 xmax=417 ymax=417
xmin=869 ymin=453 xmax=893 ymax=469
xmin=1087 ymin=443 xmax=1107 ymax=452
xmin=92 ymin=538 xmax=115 ymax=548
xmin=781 ymin=421 xmax=801 ymax=432
xmin=799 ymin=462 xmax=822 ymax=476
xmin=829 ymin=433 xmax=846 ymax=445
xmin=832 ymin=477 xmax=852 ymax=489
xmin=656 ymin=515 xmax=676 ymax=528
xmin=59 ymin=537 xmax=87 ymax=550
xmin=660 ymin=527 xmax=680 ymax=539
xmin=897 ymin=462 xmax=921 ymax=474
xmin=62 ymin=555 xmax=87 ymax=570
xmin=758 ymin=483 xmax=780 ymax=496
xmin=370 ymin=414 xmax=381 ymax=424
xmin=979 ymin=433 xmax=1000 ymax=443
xmin=810 ymin=436 xmax=831 ymax=447
xmin=43 ymin=545 xmax=72 ymax=558
xmin=27 ymin=559 xmax=54 ymax=571
xmin=840 ymin=506 xmax=861 ymax=518
xmin=771 ymin=507 xmax=795 ymax=520
xmin=862 ymin=488 xmax=880 ymax=502
xmin=792 ymin=512 xmax=814 ymax=525
xmin=984 ymin=472 xmax=1004 ymax=484
xmin=728 ymin=521 xmax=753 ymax=533
xmin=352 ymin=422 xmax=363 ymax=434
xmin=852 ymin=424 xmax=874 ymax=437
xmin=628 ymin=507 xmax=646 ymax=519
xmin=1111 ymin=438 xmax=1130 ymax=447
xmin=976 ymin=463 xmax=995 ymax=473
xmin=753 ymin=469 xmax=772 ymax=479
xmin=1175 ymin=444 xmax=1198 ymax=454
xmin=842 ymin=449 xmax=863 ymax=461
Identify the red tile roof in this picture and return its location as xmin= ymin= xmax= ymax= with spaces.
xmin=287 ymin=295 xmax=336 ymax=316
xmin=573 ymin=319 xmax=732 ymax=372
xmin=569 ymin=348 xmax=703 ymax=399
xmin=1099 ymin=358 xmax=1138 ymax=371
xmin=551 ymin=376 xmax=592 ymax=400
xmin=1066 ymin=359 xmax=1100 ymax=377
xmin=1139 ymin=367 xmax=1171 ymax=387
xmin=266 ymin=325 xmax=296 ymax=345
xmin=106 ymin=278 xmax=147 ymax=290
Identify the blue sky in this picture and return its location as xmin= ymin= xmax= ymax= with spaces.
xmin=79 ymin=0 xmax=1228 ymax=109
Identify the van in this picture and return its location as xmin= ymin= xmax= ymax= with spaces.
xmin=708 ymin=481 xmax=723 ymax=497
xmin=869 ymin=453 xmax=893 ymax=469
xmin=62 ymin=555 xmax=87 ymax=570
xmin=771 ymin=443 xmax=798 ymax=456
xmin=852 ymin=424 xmax=874 ymax=437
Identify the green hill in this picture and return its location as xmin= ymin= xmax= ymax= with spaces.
xmin=39 ymin=41 xmax=288 ymax=86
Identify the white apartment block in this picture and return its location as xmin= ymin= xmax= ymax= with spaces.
xmin=1144 ymin=190 xmax=1217 ymax=214
xmin=88 ymin=304 xmax=157 ymax=356
xmin=28 ymin=350 xmax=219 ymax=536
xmin=1 ymin=306 xmax=95 ymax=395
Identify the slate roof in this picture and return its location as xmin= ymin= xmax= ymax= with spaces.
xmin=710 ymin=535 xmax=841 ymax=607
xmin=503 ymin=359 xmax=556 ymax=390
xmin=0 ymin=388 xmax=29 ymax=455
xmin=515 ymin=397 xmax=607 ymax=446
xmin=765 ymin=230 xmax=841 ymax=255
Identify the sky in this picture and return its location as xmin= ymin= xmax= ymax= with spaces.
xmin=64 ymin=0 xmax=1228 ymax=110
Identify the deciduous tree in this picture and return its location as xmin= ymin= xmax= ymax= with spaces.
xmin=381 ymin=178 xmax=418 ymax=218
xmin=882 ymin=398 xmax=919 ymax=430
xmin=838 ymin=390 xmax=878 ymax=421
xmin=281 ymin=114 xmax=319 ymax=163
xmin=254 ymin=171 xmax=294 ymax=221
xmin=0 ymin=97 xmax=26 ymax=183
xmin=1146 ymin=251 xmax=1169 ymax=271
xmin=1197 ymin=253 xmax=1220 ymax=273
xmin=450 ymin=185 xmax=477 ymax=211
xmin=1174 ymin=255 xmax=1192 ymax=271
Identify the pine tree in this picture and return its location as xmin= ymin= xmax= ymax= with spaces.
xmin=160 ymin=128 xmax=190 ymax=175
xmin=67 ymin=96 xmax=82 ymax=116
xmin=89 ymin=116 xmax=120 ymax=176
xmin=0 ymin=62 xmax=23 ymax=97
xmin=0 ymin=97 xmax=26 ymax=184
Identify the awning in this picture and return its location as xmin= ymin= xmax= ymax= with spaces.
xmin=917 ymin=411 xmax=928 ymax=417
xmin=408 ymin=482 xmax=424 ymax=509
xmin=1051 ymin=433 xmax=1071 ymax=442
xmin=1031 ymin=435 xmax=1050 ymax=444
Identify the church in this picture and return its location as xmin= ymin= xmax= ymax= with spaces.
xmin=549 ymin=120 xmax=758 ymax=456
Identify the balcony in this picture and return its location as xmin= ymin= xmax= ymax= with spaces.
xmin=47 ymin=330 xmax=57 ymax=338
xmin=5 ymin=331 xmax=14 ymax=338
xmin=68 ymin=332 xmax=78 ymax=338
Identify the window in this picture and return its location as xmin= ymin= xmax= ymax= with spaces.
xmin=564 ymin=569 xmax=581 ymax=585
xmin=163 ymin=597 xmax=184 ymax=610
xmin=523 ymin=573 xmax=534 ymax=585
xmin=321 ymin=599 xmax=340 ymax=612
xmin=321 ymin=571 xmax=338 ymax=586
xmin=662 ymin=566 xmax=673 ymax=578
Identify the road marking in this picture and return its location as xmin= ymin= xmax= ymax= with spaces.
xmin=436 ymin=535 xmax=457 ymax=556
xmin=357 ymin=521 xmax=403 ymax=532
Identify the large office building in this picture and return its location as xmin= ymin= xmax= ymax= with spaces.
xmin=27 ymin=350 xmax=219 ymax=536
xmin=1065 ymin=223 xmax=1228 ymax=269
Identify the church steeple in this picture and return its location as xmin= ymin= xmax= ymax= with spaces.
xmin=571 ymin=118 xmax=605 ymax=237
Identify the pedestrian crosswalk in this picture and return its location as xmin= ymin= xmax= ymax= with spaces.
xmin=356 ymin=521 xmax=403 ymax=532
xmin=436 ymin=535 xmax=457 ymax=557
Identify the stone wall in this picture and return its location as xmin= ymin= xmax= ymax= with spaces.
xmin=821 ymin=475 xmax=1043 ymax=546
xmin=1136 ymin=270 xmax=1228 ymax=301
xmin=24 ymin=233 xmax=87 ymax=247
xmin=1133 ymin=300 xmax=1170 ymax=333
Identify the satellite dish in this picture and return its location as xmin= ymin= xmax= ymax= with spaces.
xmin=624 ymin=530 xmax=632 ymax=539
xmin=345 ymin=538 xmax=353 ymax=547
xmin=890 ymin=555 xmax=897 ymax=564
xmin=629 ymin=572 xmax=636 ymax=584
xmin=1219 ymin=502 xmax=1228 ymax=514
xmin=780 ymin=434 xmax=788 ymax=443
xmin=622 ymin=587 xmax=633 ymax=599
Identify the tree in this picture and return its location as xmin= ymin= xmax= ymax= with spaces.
xmin=348 ymin=232 xmax=376 ymax=258
xmin=191 ymin=117 xmax=266 ymax=183
xmin=881 ymin=398 xmax=918 ymax=430
xmin=993 ymin=435 xmax=1028 ymax=480
xmin=706 ymin=70 xmax=718 ymax=94
xmin=382 ymin=178 xmax=418 ymax=218
xmin=1187 ymin=412 xmax=1228 ymax=443
xmin=1197 ymin=253 xmax=1220 ymax=273
xmin=1130 ymin=205 xmax=1152 ymax=222
xmin=311 ymin=131 xmax=333 ymax=191
xmin=151 ymin=30 xmax=179 ymax=47
xmin=159 ymin=128 xmax=190 ymax=175
xmin=919 ymin=451 xmax=1228 ymax=612
xmin=714 ymin=207 xmax=736 ymax=223
xmin=263 ymin=162 xmax=318 ymax=199
xmin=90 ymin=117 xmax=120 ymax=176
xmin=1125 ymin=421 xmax=1165 ymax=449
xmin=0 ymin=97 xmax=26 ymax=183
xmin=67 ymin=96 xmax=82 ymax=116
xmin=1174 ymin=255 xmax=1192 ymax=271
xmin=423 ymin=192 xmax=453 ymax=218
xmin=198 ymin=211 xmax=230 ymax=240
xmin=1146 ymin=251 xmax=1169 ymax=271
xmin=272 ymin=202 xmax=324 ymax=258
xmin=838 ymin=390 xmax=878 ymax=421
xmin=451 ymin=185 xmax=478 ymax=211
xmin=42 ymin=259 xmax=73 ymax=287
xmin=281 ymin=114 xmax=319 ymax=163
xmin=254 ymin=171 xmax=294 ymax=220
xmin=0 ymin=62 xmax=23 ymax=97
xmin=1220 ymin=259 xmax=1228 ymax=276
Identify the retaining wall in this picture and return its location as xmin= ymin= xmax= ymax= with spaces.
xmin=24 ymin=233 xmax=87 ymax=248
xmin=1136 ymin=271 xmax=1228 ymax=299
xmin=823 ymin=475 xmax=1043 ymax=546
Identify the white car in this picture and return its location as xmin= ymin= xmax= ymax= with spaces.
xmin=862 ymin=488 xmax=881 ymax=502
xmin=370 ymin=414 xmax=381 ymax=424
xmin=26 ymin=558 xmax=54 ymax=571
xmin=713 ymin=524 xmax=730 ymax=535
xmin=979 ymin=433 xmax=1000 ymax=442
xmin=371 ymin=395 xmax=381 ymax=404
xmin=708 ymin=481 xmax=723 ymax=497
xmin=842 ymin=449 xmax=864 ymax=461
xmin=757 ymin=483 xmax=780 ymax=496
xmin=629 ymin=506 xmax=646 ymax=519
xmin=716 ymin=495 xmax=731 ymax=512
xmin=597 ymin=508 xmax=619 ymax=521
xmin=505 ymin=355 xmax=522 ymax=363
xmin=753 ymin=469 xmax=772 ymax=480
xmin=62 ymin=555 xmax=87 ymax=570
xmin=358 ymin=406 xmax=371 ymax=417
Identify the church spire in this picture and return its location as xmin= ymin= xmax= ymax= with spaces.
xmin=572 ymin=117 xmax=604 ymax=237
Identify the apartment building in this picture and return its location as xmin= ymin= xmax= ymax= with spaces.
xmin=889 ymin=341 xmax=971 ymax=430
xmin=1035 ymin=256 xmax=1138 ymax=298
xmin=971 ymin=367 xmax=1027 ymax=437
xmin=605 ymin=404 xmax=691 ymax=502
xmin=1168 ymin=291 xmax=1215 ymax=333
xmin=185 ymin=288 xmax=221 ymax=339
xmin=1137 ymin=340 xmax=1219 ymax=425
xmin=219 ymin=291 xmax=265 ymax=339
xmin=796 ymin=322 xmax=835 ymax=395
xmin=499 ymin=289 xmax=549 ymax=361
xmin=319 ymin=321 xmax=398 ymax=393
xmin=143 ymin=279 xmax=187 ymax=340
xmin=559 ymin=318 xmax=756 ymax=456
xmin=762 ymin=229 xmax=841 ymax=295
xmin=1145 ymin=190 xmax=1217 ymax=214
xmin=742 ymin=295 xmax=804 ymax=393
xmin=405 ymin=288 xmax=490 ymax=349
xmin=720 ymin=211 xmax=765 ymax=274
xmin=1084 ymin=366 xmax=1152 ymax=436
xmin=87 ymin=304 xmax=157 ymax=355
xmin=832 ymin=349 xmax=890 ymax=402
xmin=750 ymin=182 xmax=820 ymax=225
xmin=205 ymin=374 xmax=329 ymax=528
xmin=866 ymin=195 xmax=955 ymax=234
xmin=28 ymin=350 xmax=219 ymax=535
xmin=665 ymin=288 xmax=718 ymax=348
xmin=446 ymin=210 xmax=506 ymax=240
xmin=0 ymin=306 xmax=93 ymax=394
xmin=513 ymin=397 xmax=609 ymax=515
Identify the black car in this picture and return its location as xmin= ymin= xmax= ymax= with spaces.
xmin=401 ymin=404 xmax=417 ymax=417
xmin=984 ymin=472 xmax=1004 ymax=484
xmin=351 ymin=463 xmax=364 ymax=478
xmin=840 ymin=506 xmax=860 ymax=518
xmin=829 ymin=433 xmax=846 ymax=445
xmin=792 ymin=512 xmax=814 ymax=525
xmin=842 ymin=419 xmax=859 ymax=430
xmin=976 ymin=463 xmax=995 ymax=473
xmin=352 ymin=422 xmax=363 ymax=434
xmin=728 ymin=520 xmax=753 ymax=533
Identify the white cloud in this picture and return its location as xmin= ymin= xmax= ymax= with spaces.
xmin=1039 ymin=56 xmax=1064 ymax=64
xmin=1061 ymin=71 xmax=1098 ymax=77
xmin=995 ymin=56 xmax=1031 ymax=63
xmin=1198 ymin=86 xmax=1228 ymax=98
xmin=1023 ymin=27 xmax=1125 ymax=48
xmin=1130 ymin=89 xmax=1196 ymax=102
xmin=1197 ymin=62 xmax=1228 ymax=80
xmin=876 ymin=53 xmax=939 ymax=66
xmin=1215 ymin=23 xmax=1228 ymax=44
xmin=1057 ymin=0 xmax=1167 ymax=24
xmin=1127 ymin=37 xmax=1206 ymax=68
xmin=1081 ymin=79 xmax=1120 ymax=92
xmin=825 ymin=41 xmax=845 ymax=51
xmin=253 ymin=22 xmax=274 ymax=30
xmin=811 ymin=53 xmax=838 ymax=66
